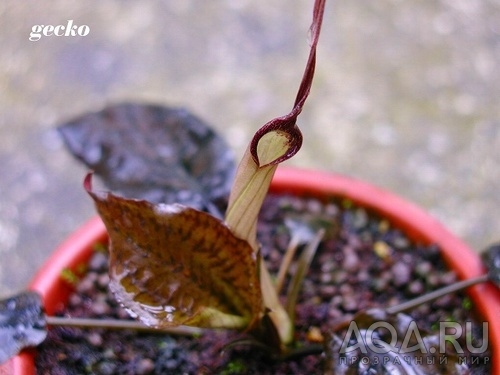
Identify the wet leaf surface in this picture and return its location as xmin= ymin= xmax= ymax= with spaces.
xmin=85 ymin=174 xmax=262 ymax=330
xmin=59 ymin=103 xmax=235 ymax=212
xmin=325 ymin=309 xmax=471 ymax=374
xmin=0 ymin=291 xmax=47 ymax=364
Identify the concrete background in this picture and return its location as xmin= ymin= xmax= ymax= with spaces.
xmin=0 ymin=0 xmax=499 ymax=297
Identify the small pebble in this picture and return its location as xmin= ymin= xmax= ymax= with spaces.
xmin=332 ymin=270 xmax=348 ymax=284
xmin=339 ymin=283 xmax=353 ymax=296
xmin=96 ymin=361 xmax=117 ymax=375
xmin=426 ymin=273 xmax=440 ymax=287
xmin=102 ymin=348 xmax=116 ymax=359
xmin=320 ymin=272 xmax=333 ymax=284
xmin=392 ymin=235 xmax=409 ymax=249
xmin=166 ymin=359 xmax=180 ymax=369
xmin=352 ymin=208 xmax=368 ymax=229
xmin=68 ymin=294 xmax=83 ymax=307
xmin=324 ymin=203 xmax=339 ymax=216
xmin=440 ymin=270 xmax=457 ymax=284
xmin=378 ymin=220 xmax=390 ymax=233
xmin=347 ymin=235 xmax=362 ymax=250
xmin=76 ymin=273 xmax=97 ymax=293
xmin=342 ymin=247 xmax=360 ymax=272
xmin=330 ymin=295 xmax=343 ymax=307
xmin=415 ymin=261 xmax=432 ymax=277
xmin=97 ymin=273 xmax=110 ymax=288
xmin=88 ymin=251 xmax=108 ymax=271
xmin=407 ymin=280 xmax=425 ymax=295
xmin=372 ymin=277 xmax=389 ymax=292
xmin=342 ymin=296 xmax=358 ymax=311
xmin=136 ymin=358 xmax=155 ymax=374
xmin=320 ymin=260 xmax=336 ymax=273
xmin=86 ymin=332 xmax=103 ymax=347
xmin=357 ymin=270 xmax=369 ymax=283
xmin=374 ymin=241 xmax=391 ymax=260
xmin=306 ymin=199 xmax=322 ymax=214
xmin=306 ymin=326 xmax=324 ymax=343
xmin=91 ymin=296 xmax=111 ymax=315
xmin=319 ymin=285 xmax=337 ymax=299
xmin=433 ymin=294 xmax=455 ymax=308
xmin=415 ymin=304 xmax=431 ymax=316
xmin=328 ymin=307 xmax=342 ymax=320
xmin=391 ymin=261 xmax=411 ymax=287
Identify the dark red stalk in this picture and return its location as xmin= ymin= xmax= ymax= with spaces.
xmin=250 ymin=0 xmax=326 ymax=167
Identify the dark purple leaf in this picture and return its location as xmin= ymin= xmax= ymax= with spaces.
xmin=0 ymin=291 xmax=47 ymax=364
xmin=58 ymin=103 xmax=235 ymax=212
xmin=482 ymin=243 xmax=500 ymax=287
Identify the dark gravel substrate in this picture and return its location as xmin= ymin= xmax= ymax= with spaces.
xmin=35 ymin=194 xmax=491 ymax=374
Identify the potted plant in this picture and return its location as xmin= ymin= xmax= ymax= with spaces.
xmin=4 ymin=167 xmax=498 ymax=373
xmin=2 ymin=0 xmax=498 ymax=373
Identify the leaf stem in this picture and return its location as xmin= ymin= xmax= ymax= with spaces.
xmin=275 ymin=234 xmax=301 ymax=294
xmin=45 ymin=316 xmax=203 ymax=336
xmin=385 ymin=274 xmax=489 ymax=315
xmin=285 ymin=229 xmax=325 ymax=320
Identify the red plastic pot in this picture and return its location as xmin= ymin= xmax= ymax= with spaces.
xmin=6 ymin=168 xmax=499 ymax=374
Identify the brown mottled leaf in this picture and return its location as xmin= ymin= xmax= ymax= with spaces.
xmin=85 ymin=174 xmax=262 ymax=330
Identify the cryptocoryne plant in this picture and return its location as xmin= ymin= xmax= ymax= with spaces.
xmin=0 ymin=2 xmax=496 ymax=372
xmin=84 ymin=0 xmax=326 ymax=353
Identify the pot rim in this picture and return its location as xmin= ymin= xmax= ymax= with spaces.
xmin=10 ymin=167 xmax=499 ymax=373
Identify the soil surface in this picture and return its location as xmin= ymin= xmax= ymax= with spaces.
xmin=36 ymin=194 xmax=491 ymax=374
